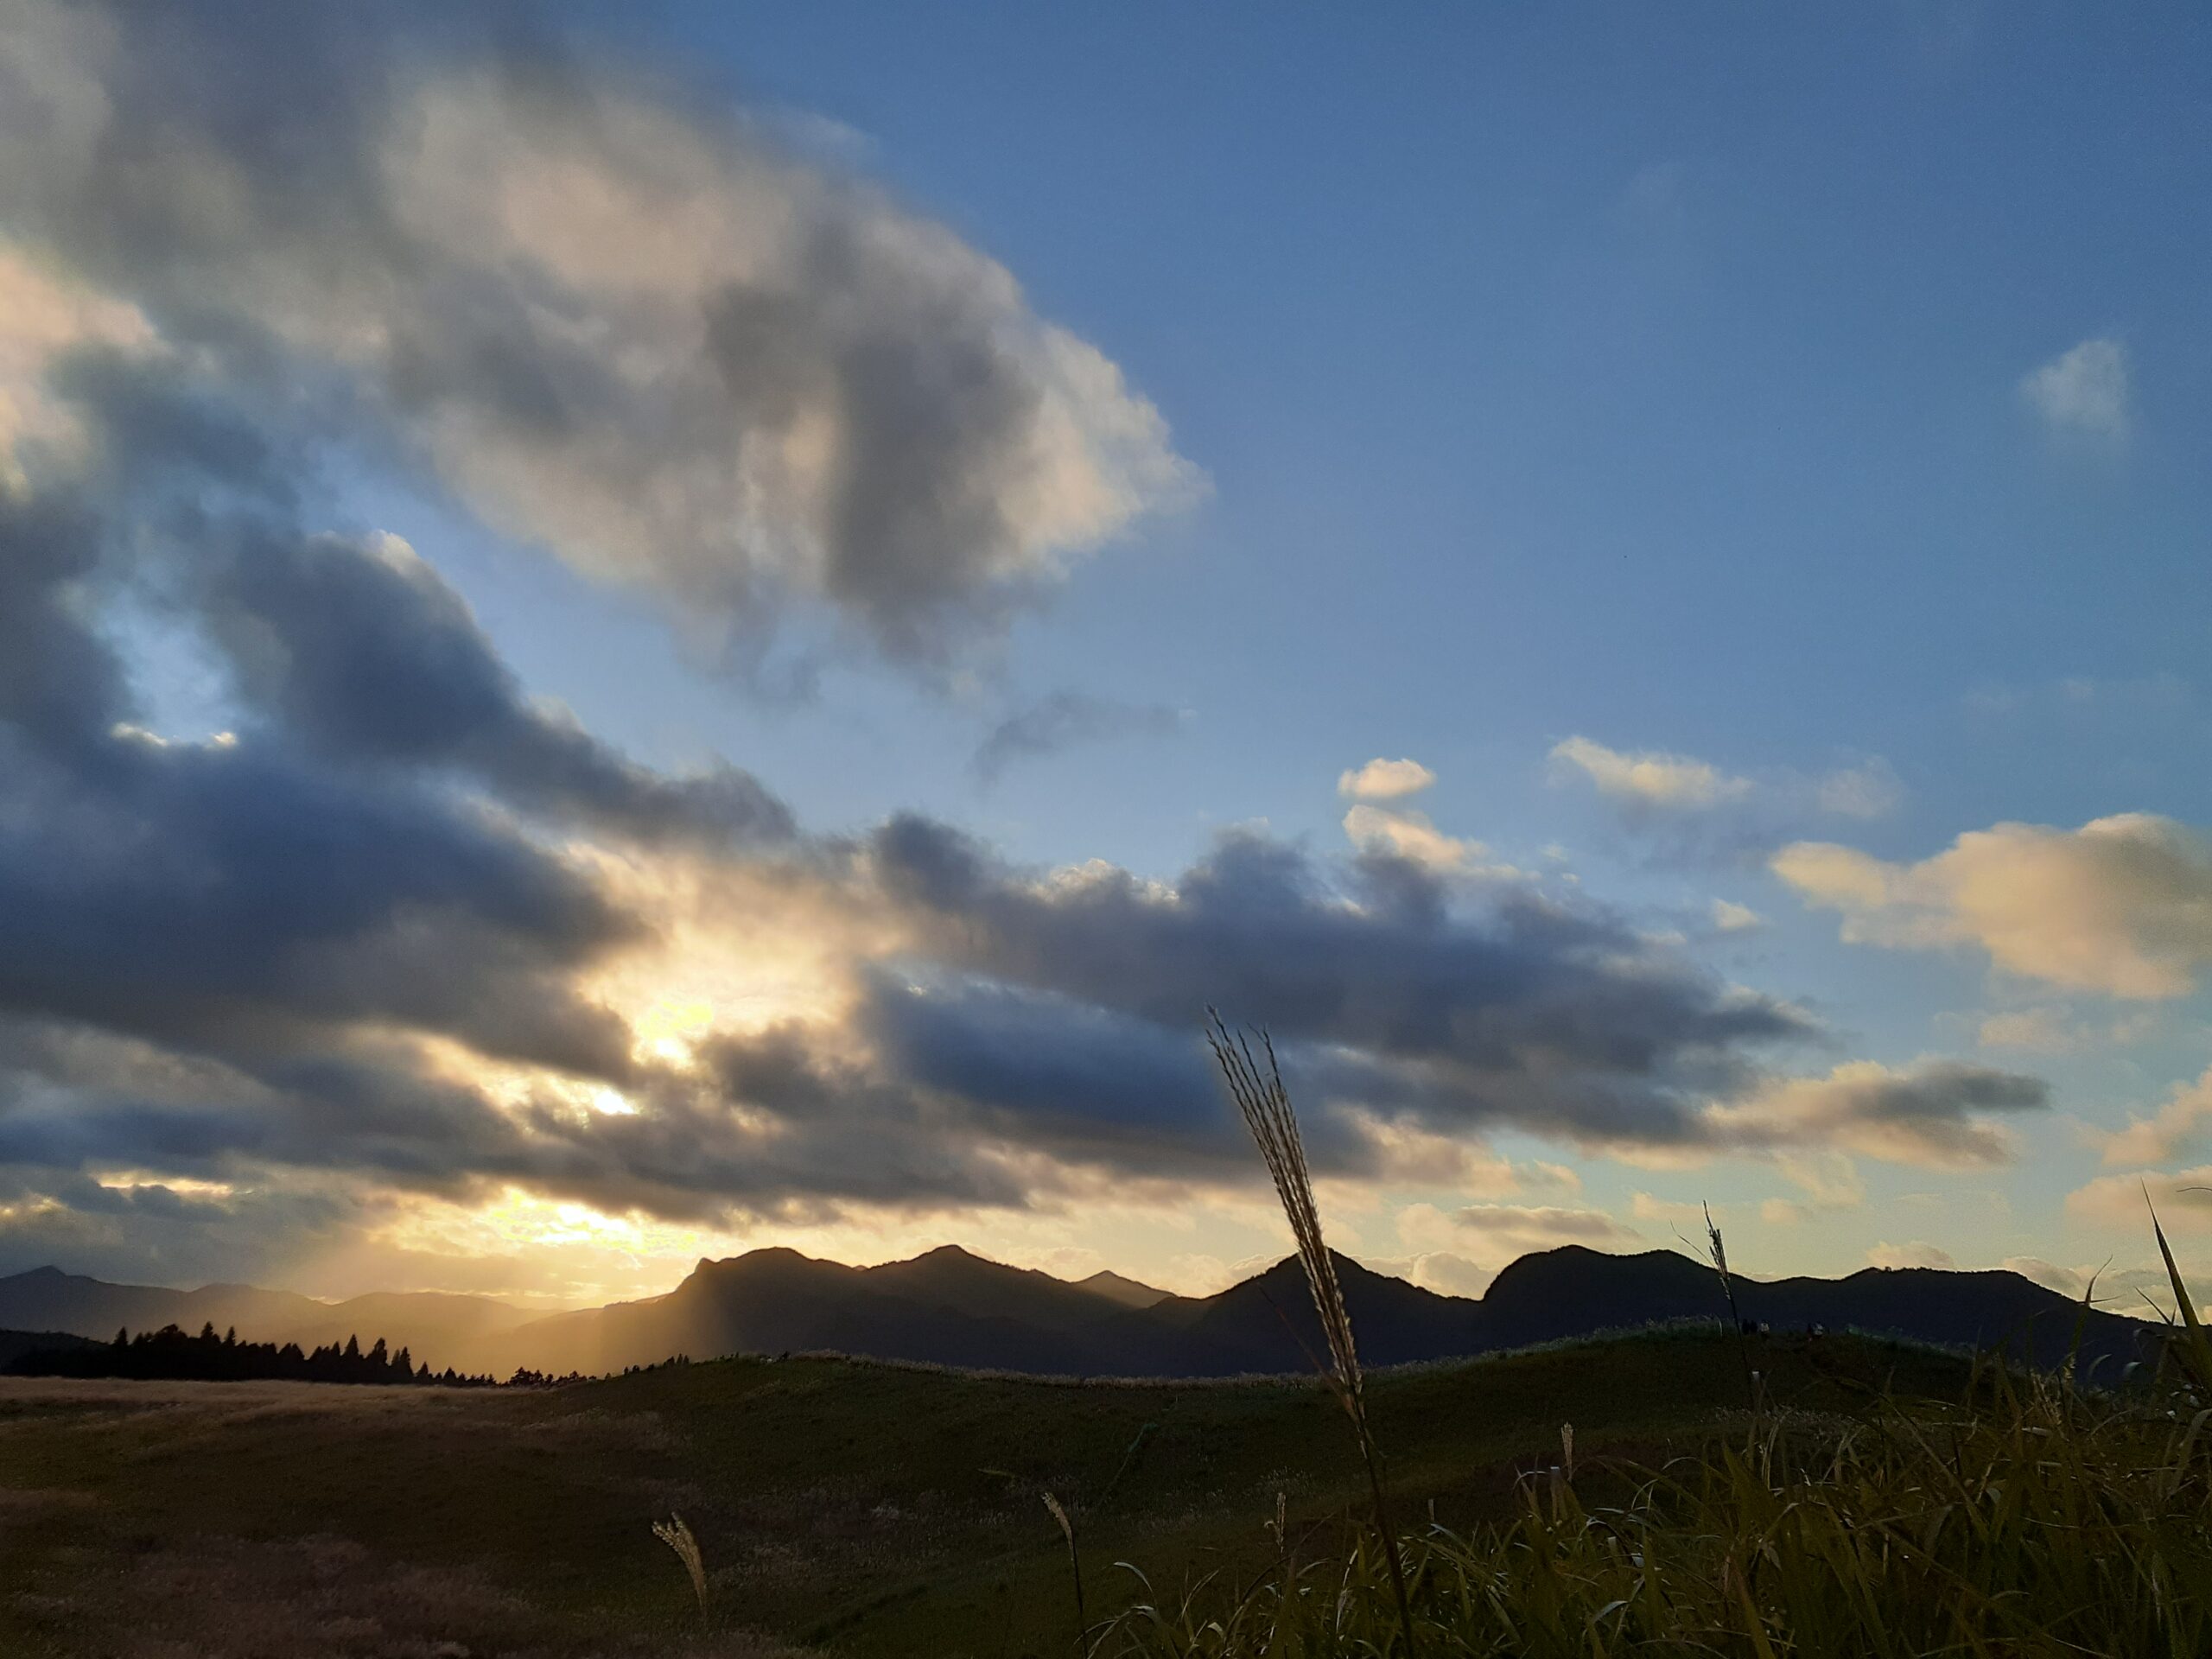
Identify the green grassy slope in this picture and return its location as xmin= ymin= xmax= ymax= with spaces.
xmin=0 ymin=1325 xmax=1966 ymax=1658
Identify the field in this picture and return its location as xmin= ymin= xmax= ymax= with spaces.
xmin=0 ymin=1325 xmax=1966 ymax=1658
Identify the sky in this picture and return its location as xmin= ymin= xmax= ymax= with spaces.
xmin=1 ymin=1 xmax=2209 ymax=1313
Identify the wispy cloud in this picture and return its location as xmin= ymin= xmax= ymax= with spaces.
xmin=1710 ymin=899 xmax=1764 ymax=933
xmin=1550 ymin=736 xmax=1897 ymax=829
xmin=1550 ymin=736 xmax=1751 ymax=810
xmin=2020 ymin=337 xmax=2130 ymax=442
xmin=971 ymin=691 xmax=1185 ymax=784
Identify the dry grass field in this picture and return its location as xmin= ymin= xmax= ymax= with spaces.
xmin=0 ymin=1327 xmax=1965 ymax=1657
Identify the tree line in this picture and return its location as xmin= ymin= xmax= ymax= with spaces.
xmin=5 ymin=1323 xmax=516 ymax=1386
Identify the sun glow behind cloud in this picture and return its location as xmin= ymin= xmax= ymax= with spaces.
xmin=1 ymin=0 xmax=2207 ymax=1315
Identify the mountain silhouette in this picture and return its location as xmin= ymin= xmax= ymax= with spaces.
xmin=0 ymin=1245 xmax=2154 ymax=1381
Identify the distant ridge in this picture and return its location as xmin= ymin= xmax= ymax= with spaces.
xmin=0 ymin=1244 xmax=2153 ymax=1381
xmin=1076 ymin=1269 xmax=1172 ymax=1310
xmin=0 ymin=1269 xmax=530 ymax=1376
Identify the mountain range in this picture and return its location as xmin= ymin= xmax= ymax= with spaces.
xmin=0 ymin=1245 xmax=2155 ymax=1381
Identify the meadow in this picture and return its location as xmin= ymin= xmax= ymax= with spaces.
xmin=0 ymin=1323 xmax=1966 ymax=1658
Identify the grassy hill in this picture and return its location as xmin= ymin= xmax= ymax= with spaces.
xmin=0 ymin=1323 xmax=1967 ymax=1658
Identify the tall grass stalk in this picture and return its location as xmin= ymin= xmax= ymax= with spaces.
xmin=651 ymin=1512 xmax=708 ymax=1615
xmin=1690 ymin=1200 xmax=1760 ymax=1415
xmin=2151 ymin=1194 xmax=2212 ymax=1397
xmin=1205 ymin=1011 xmax=1416 ymax=1656
xmin=1044 ymin=1490 xmax=1087 ymax=1640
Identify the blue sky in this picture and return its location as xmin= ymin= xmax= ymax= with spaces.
xmin=1 ymin=2 xmax=2208 ymax=1306
xmin=510 ymin=1 xmax=2209 ymax=862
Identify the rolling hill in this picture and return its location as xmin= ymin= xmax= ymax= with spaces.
xmin=0 ymin=1243 xmax=2155 ymax=1382
xmin=0 ymin=1323 xmax=1977 ymax=1658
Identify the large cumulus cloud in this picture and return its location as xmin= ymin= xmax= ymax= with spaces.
xmin=1776 ymin=814 xmax=2212 ymax=1000
xmin=0 ymin=0 xmax=1198 ymax=676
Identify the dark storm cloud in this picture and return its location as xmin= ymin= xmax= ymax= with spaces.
xmin=0 ymin=488 xmax=121 ymax=753
xmin=0 ymin=731 xmax=637 ymax=1077
xmin=859 ymin=976 xmax=1243 ymax=1163
xmin=971 ymin=691 xmax=1187 ymax=785
xmin=0 ymin=1011 xmax=1037 ymax=1227
xmin=0 ymin=1165 xmax=371 ymax=1287
xmin=0 ymin=0 xmax=1195 ymax=676
xmin=0 ymin=375 xmax=641 ymax=1082
xmin=22 ymin=346 xmax=798 ymax=854
xmin=197 ymin=521 xmax=797 ymax=850
xmin=869 ymin=816 xmax=1811 ymax=1149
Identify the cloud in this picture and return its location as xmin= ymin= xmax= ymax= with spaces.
xmin=0 ymin=116 xmax=1827 ymax=1260
xmin=1549 ymin=736 xmax=1750 ymax=810
xmin=1976 ymin=1008 xmax=2076 ymax=1053
xmin=1813 ymin=759 xmax=1904 ymax=821
xmin=1867 ymin=1240 xmax=1957 ymax=1270
xmin=2001 ymin=1255 xmax=2088 ymax=1299
xmin=1629 ymin=1192 xmax=1717 ymax=1230
xmin=1379 ymin=1251 xmax=1494 ymax=1298
xmin=0 ymin=243 xmax=153 ymax=488
xmin=0 ymin=0 xmax=1199 ymax=677
xmin=194 ymin=523 xmax=796 ymax=852
xmin=1338 ymin=758 xmax=1436 ymax=802
xmin=1396 ymin=1199 xmax=1637 ymax=1259
xmin=1711 ymin=899 xmax=1764 ymax=933
xmin=2020 ymin=337 xmax=2130 ymax=442
xmin=1550 ymin=737 xmax=1901 ymax=836
xmin=1775 ymin=814 xmax=2212 ymax=999
xmin=0 ymin=4 xmax=2062 ymax=1291
xmin=0 ymin=733 xmax=639 ymax=1078
xmin=2067 ymin=1166 xmax=2212 ymax=1235
xmin=0 ymin=1168 xmax=379 ymax=1290
xmin=1340 ymin=805 xmax=1493 ymax=874
xmin=1771 ymin=1150 xmax=1868 ymax=1208
xmin=1996 ymin=1249 xmax=2209 ymax=1319
xmin=2096 ymin=1065 xmax=2212 ymax=1168
xmin=1338 ymin=1114 xmax=1577 ymax=1196
xmin=870 ymin=815 xmax=1817 ymax=1154
xmin=1699 ymin=1060 xmax=2048 ymax=1167
xmin=971 ymin=691 xmax=1185 ymax=784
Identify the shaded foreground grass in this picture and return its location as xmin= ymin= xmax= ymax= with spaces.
xmin=0 ymin=1325 xmax=1960 ymax=1657
xmin=1104 ymin=1361 xmax=2212 ymax=1656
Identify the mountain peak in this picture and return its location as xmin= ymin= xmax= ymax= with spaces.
xmin=1076 ymin=1269 xmax=1170 ymax=1310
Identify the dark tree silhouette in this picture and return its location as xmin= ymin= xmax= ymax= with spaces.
xmin=5 ymin=1325 xmax=504 ymax=1388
